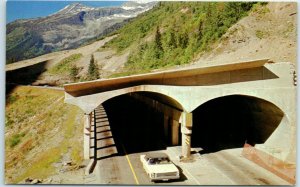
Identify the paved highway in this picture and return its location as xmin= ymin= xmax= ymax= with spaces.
xmin=6 ymin=83 xmax=64 ymax=90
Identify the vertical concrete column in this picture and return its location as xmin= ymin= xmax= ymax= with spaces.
xmin=181 ymin=112 xmax=192 ymax=158
xmin=84 ymin=113 xmax=91 ymax=160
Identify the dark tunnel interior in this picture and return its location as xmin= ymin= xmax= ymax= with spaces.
xmin=192 ymin=95 xmax=284 ymax=154
xmin=103 ymin=94 xmax=167 ymax=155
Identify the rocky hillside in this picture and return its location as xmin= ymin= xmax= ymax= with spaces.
xmin=6 ymin=2 xmax=155 ymax=63
xmin=193 ymin=2 xmax=297 ymax=66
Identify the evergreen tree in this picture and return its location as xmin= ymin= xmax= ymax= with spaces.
xmin=70 ymin=65 xmax=79 ymax=81
xmin=167 ymin=29 xmax=177 ymax=49
xmin=155 ymin=26 xmax=163 ymax=52
xmin=198 ymin=20 xmax=204 ymax=40
xmin=87 ymin=54 xmax=99 ymax=80
xmin=178 ymin=32 xmax=189 ymax=49
xmin=154 ymin=26 xmax=163 ymax=59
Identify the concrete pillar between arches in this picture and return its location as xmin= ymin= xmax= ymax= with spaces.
xmin=181 ymin=130 xmax=192 ymax=158
xmin=84 ymin=113 xmax=91 ymax=160
xmin=181 ymin=112 xmax=192 ymax=158
xmin=85 ymin=113 xmax=91 ymax=130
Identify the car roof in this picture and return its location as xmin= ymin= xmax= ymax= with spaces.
xmin=145 ymin=152 xmax=169 ymax=159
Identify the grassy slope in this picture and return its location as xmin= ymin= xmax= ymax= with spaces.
xmin=104 ymin=2 xmax=257 ymax=77
xmin=48 ymin=53 xmax=83 ymax=75
xmin=5 ymin=86 xmax=83 ymax=183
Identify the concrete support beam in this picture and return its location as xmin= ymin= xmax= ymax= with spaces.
xmin=84 ymin=113 xmax=91 ymax=129
xmin=84 ymin=113 xmax=91 ymax=160
xmin=181 ymin=112 xmax=192 ymax=158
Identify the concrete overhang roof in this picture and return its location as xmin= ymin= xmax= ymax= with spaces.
xmin=64 ymin=59 xmax=269 ymax=97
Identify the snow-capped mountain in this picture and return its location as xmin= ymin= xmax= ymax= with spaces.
xmin=6 ymin=2 xmax=156 ymax=63
xmin=121 ymin=1 xmax=148 ymax=10
xmin=56 ymin=3 xmax=97 ymax=15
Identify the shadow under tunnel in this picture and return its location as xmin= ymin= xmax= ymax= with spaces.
xmin=102 ymin=94 xmax=168 ymax=155
xmin=6 ymin=60 xmax=48 ymax=97
xmin=192 ymin=95 xmax=284 ymax=154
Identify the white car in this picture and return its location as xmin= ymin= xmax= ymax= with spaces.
xmin=140 ymin=152 xmax=180 ymax=182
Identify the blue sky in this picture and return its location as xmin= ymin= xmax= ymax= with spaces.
xmin=6 ymin=1 xmax=125 ymax=23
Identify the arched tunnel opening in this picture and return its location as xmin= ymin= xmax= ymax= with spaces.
xmin=102 ymin=92 xmax=182 ymax=155
xmin=192 ymin=95 xmax=284 ymax=154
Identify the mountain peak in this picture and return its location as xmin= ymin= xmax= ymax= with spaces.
xmin=6 ymin=1 xmax=156 ymax=62
xmin=121 ymin=1 xmax=156 ymax=11
xmin=57 ymin=3 xmax=95 ymax=15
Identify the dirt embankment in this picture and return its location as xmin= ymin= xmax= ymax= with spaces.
xmin=194 ymin=2 xmax=297 ymax=66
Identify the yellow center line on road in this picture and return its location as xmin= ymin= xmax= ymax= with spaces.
xmin=120 ymin=143 xmax=140 ymax=185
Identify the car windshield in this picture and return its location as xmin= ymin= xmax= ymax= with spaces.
xmin=147 ymin=157 xmax=171 ymax=165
